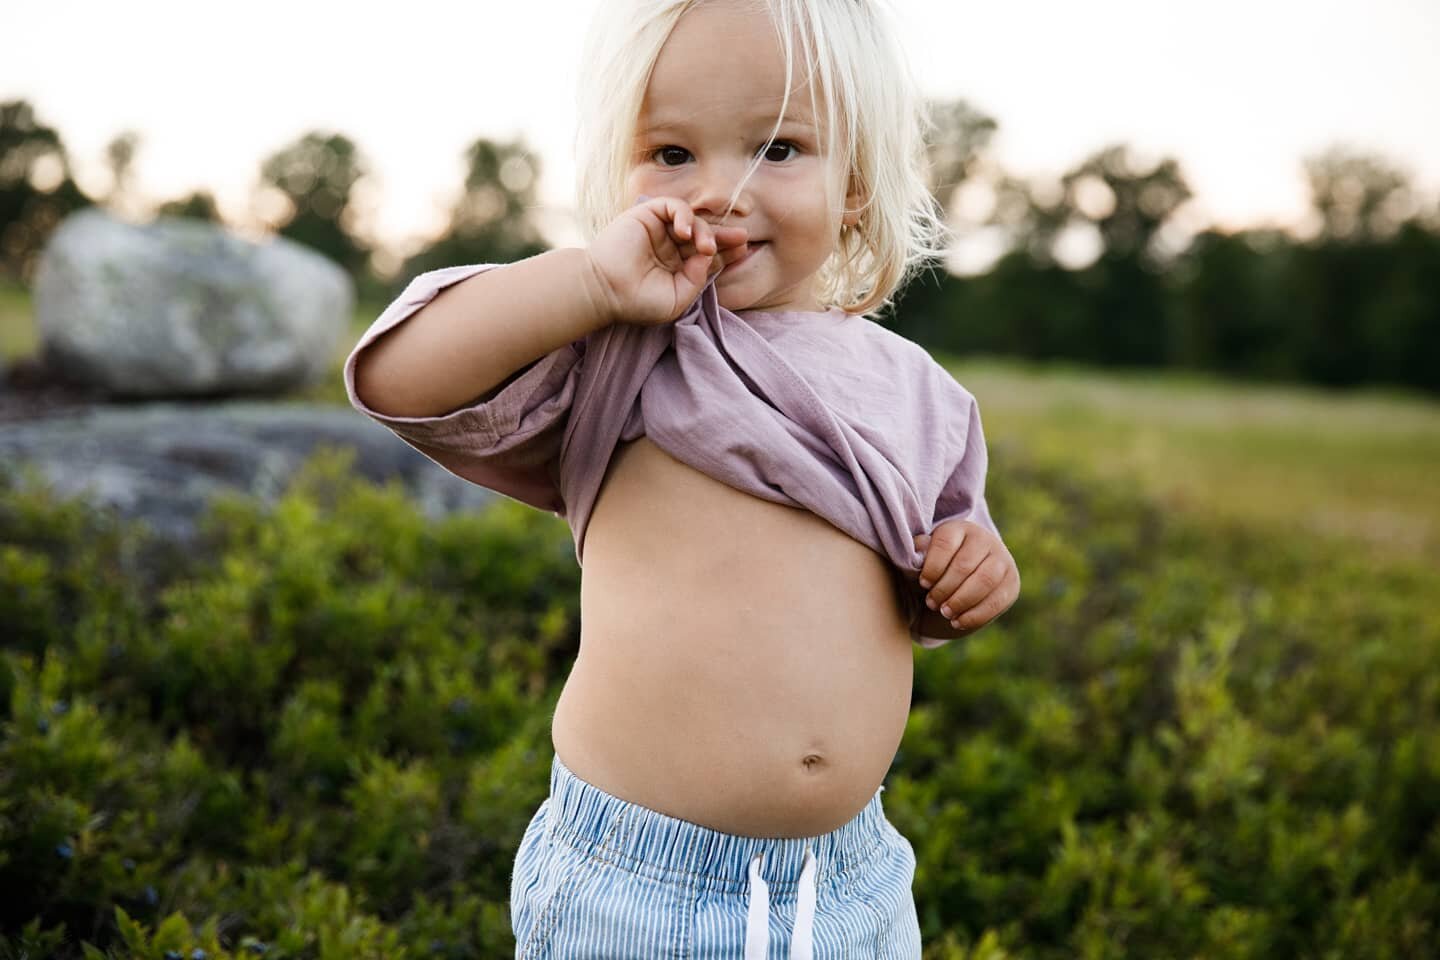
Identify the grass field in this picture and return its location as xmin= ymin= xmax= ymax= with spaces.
xmin=940 ymin=351 xmax=1440 ymax=567
xmin=0 ymin=280 xmax=36 ymax=361
xmin=4 ymin=285 xmax=1436 ymax=567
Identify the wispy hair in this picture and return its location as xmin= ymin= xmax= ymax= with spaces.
xmin=574 ymin=0 xmax=949 ymax=316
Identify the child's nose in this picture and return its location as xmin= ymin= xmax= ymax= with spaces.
xmin=688 ymin=160 xmax=754 ymax=221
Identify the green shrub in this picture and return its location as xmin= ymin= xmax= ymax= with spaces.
xmin=1 ymin=443 xmax=1436 ymax=958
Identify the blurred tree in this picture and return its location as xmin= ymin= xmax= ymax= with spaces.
xmin=985 ymin=173 xmax=1072 ymax=268
xmin=953 ymin=250 xmax=1088 ymax=361
xmin=964 ymin=144 xmax=1193 ymax=367
xmin=1303 ymin=146 xmax=1415 ymax=243
xmin=156 ymin=189 xmax=223 ymax=224
xmin=900 ymin=127 xmax=1439 ymax=394
xmin=256 ymin=131 xmax=374 ymax=284
xmin=1354 ymin=221 xmax=1440 ymax=391
xmin=895 ymin=103 xmax=1073 ymax=358
xmin=1061 ymin=143 xmax=1192 ymax=267
xmin=0 ymin=99 xmax=93 ymax=286
xmin=1287 ymin=237 xmax=1393 ymax=387
xmin=1424 ymin=195 xmax=1440 ymax=234
xmin=982 ymin=143 xmax=1192 ymax=269
xmin=1166 ymin=228 xmax=1294 ymax=379
xmin=924 ymin=98 xmax=998 ymax=219
xmin=103 ymin=129 xmax=142 ymax=217
xmin=1284 ymin=144 xmax=1432 ymax=387
xmin=395 ymin=136 xmax=549 ymax=294
xmin=886 ymin=99 xmax=997 ymax=337
xmin=1063 ymin=145 xmax=1193 ymax=366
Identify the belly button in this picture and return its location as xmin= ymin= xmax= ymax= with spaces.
xmin=801 ymin=753 xmax=826 ymax=772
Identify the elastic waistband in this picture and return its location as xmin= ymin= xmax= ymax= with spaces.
xmin=545 ymin=753 xmax=891 ymax=895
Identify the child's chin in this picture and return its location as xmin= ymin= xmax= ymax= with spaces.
xmin=714 ymin=285 xmax=755 ymax=311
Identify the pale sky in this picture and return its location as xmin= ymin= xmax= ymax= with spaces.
xmin=4 ymin=0 xmax=1438 ymax=274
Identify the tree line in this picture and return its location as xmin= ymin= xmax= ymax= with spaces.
xmin=1 ymin=97 xmax=1435 ymax=394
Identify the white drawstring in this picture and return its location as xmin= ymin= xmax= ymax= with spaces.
xmin=792 ymin=846 xmax=818 ymax=958
xmin=744 ymin=852 xmax=769 ymax=960
xmin=745 ymin=846 xmax=818 ymax=960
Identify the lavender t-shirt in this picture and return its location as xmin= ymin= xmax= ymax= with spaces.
xmin=344 ymin=263 xmax=1001 ymax=647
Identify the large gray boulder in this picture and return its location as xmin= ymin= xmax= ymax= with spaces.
xmin=0 ymin=400 xmax=501 ymax=547
xmin=32 ymin=209 xmax=352 ymax=398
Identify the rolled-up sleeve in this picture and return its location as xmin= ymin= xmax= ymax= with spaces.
xmin=343 ymin=263 xmax=585 ymax=517
xmin=930 ymin=388 xmax=1000 ymax=540
xmin=914 ymin=379 xmax=1002 ymax=649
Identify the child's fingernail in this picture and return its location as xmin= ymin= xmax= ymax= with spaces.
xmin=925 ymin=596 xmax=936 ymax=610
xmin=919 ymin=577 xmax=932 ymax=589
xmin=940 ymin=605 xmax=952 ymax=618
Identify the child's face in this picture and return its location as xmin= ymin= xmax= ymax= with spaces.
xmin=625 ymin=0 xmax=860 ymax=314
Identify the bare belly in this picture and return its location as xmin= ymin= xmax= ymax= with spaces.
xmin=551 ymin=435 xmax=915 ymax=838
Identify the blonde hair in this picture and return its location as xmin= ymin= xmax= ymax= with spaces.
xmin=574 ymin=0 xmax=949 ymax=317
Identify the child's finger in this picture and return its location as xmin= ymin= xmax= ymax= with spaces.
xmin=917 ymin=524 xmax=971 ymax=586
xmin=713 ymin=225 xmax=749 ymax=248
xmin=653 ymin=211 xmax=702 ymax=264
xmin=633 ymin=207 xmax=686 ymax=264
xmin=717 ymin=242 xmax=749 ymax=264
xmin=924 ymin=551 xmax=976 ymax=617
xmin=644 ymin=195 xmax=695 ymax=241
xmin=666 ymin=210 xmax=690 ymax=246
xmin=674 ymin=237 xmax=722 ymax=276
xmin=914 ymin=534 xmax=943 ymax=589
xmin=682 ymin=250 xmax=712 ymax=290
xmin=666 ymin=198 xmax=691 ymax=238
xmin=693 ymin=218 xmax=716 ymax=255
xmin=941 ymin=556 xmax=1014 ymax=629
xmin=950 ymin=569 xmax=1019 ymax=630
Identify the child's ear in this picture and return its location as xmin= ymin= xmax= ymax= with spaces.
xmin=841 ymin=170 xmax=865 ymax=228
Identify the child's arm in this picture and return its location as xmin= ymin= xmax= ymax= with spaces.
xmin=907 ymin=373 xmax=1017 ymax=647
xmin=352 ymin=247 xmax=616 ymax=419
xmin=342 ymin=198 xmax=746 ymax=515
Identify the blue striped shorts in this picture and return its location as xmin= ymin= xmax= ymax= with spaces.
xmin=510 ymin=752 xmax=922 ymax=958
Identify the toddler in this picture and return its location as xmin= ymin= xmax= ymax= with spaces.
xmin=345 ymin=0 xmax=1020 ymax=955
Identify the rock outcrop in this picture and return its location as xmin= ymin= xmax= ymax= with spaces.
xmin=0 ymin=399 xmax=500 ymax=546
xmin=3 ymin=210 xmax=505 ymax=556
xmin=32 ymin=209 xmax=352 ymax=397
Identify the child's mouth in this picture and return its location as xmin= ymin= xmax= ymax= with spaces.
xmin=724 ymin=241 xmax=765 ymax=271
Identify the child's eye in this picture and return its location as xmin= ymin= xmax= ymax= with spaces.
xmin=649 ymin=141 xmax=799 ymax=167
xmin=653 ymin=146 xmax=691 ymax=167
xmin=758 ymin=140 xmax=799 ymax=162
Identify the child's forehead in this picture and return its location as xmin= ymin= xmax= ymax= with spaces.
xmin=637 ymin=96 xmax=817 ymax=134
xmin=641 ymin=12 xmax=824 ymax=131
xmin=649 ymin=1 xmax=817 ymax=93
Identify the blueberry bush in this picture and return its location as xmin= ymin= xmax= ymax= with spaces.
xmin=1 ymin=444 xmax=1436 ymax=958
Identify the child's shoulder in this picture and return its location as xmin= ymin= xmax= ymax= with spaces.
xmin=844 ymin=312 xmax=953 ymax=371
xmin=842 ymin=314 xmax=979 ymax=404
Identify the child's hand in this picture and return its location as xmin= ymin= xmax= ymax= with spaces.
xmin=913 ymin=520 xmax=1020 ymax=634
xmin=586 ymin=196 xmax=751 ymax=326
